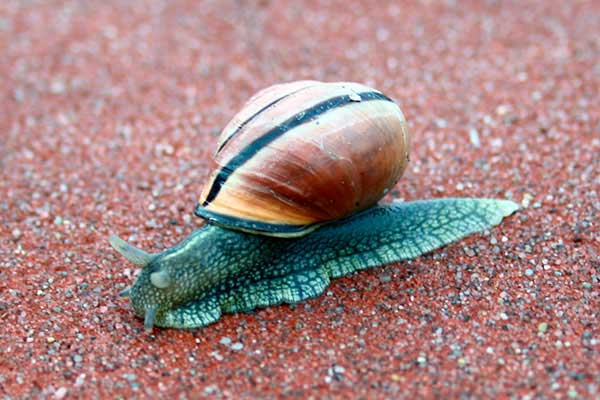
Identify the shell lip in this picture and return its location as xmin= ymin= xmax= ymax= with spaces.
xmin=194 ymin=204 xmax=320 ymax=238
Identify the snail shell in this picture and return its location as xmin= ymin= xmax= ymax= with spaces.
xmin=195 ymin=81 xmax=410 ymax=237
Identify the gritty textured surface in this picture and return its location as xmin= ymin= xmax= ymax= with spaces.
xmin=0 ymin=0 xmax=598 ymax=398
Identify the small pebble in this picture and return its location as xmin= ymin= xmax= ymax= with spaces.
xmin=521 ymin=193 xmax=534 ymax=208
xmin=568 ymin=387 xmax=578 ymax=399
xmin=231 ymin=343 xmax=244 ymax=351
xmin=468 ymin=128 xmax=481 ymax=147
xmin=525 ymin=269 xmax=534 ymax=277
xmin=53 ymin=387 xmax=68 ymax=399
xmin=435 ymin=118 xmax=448 ymax=128
xmin=124 ymin=373 xmax=137 ymax=382
xmin=11 ymin=228 xmax=22 ymax=240
xmin=348 ymin=92 xmax=361 ymax=102
xmin=50 ymin=80 xmax=66 ymax=94
xmin=332 ymin=365 xmax=345 ymax=374
xmin=496 ymin=104 xmax=510 ymax=116
xmin=464 ymin=247 xmax=476 ymax=257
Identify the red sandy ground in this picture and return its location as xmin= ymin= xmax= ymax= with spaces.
xmin=1 ymin=0 xmax=598 ymax=398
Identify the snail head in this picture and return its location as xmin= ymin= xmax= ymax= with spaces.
xmin=109 ymin=235 xmax=174 ymax=332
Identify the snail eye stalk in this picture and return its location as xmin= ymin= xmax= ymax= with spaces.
xmin=109 ymin=235 xmax=156 ymax=267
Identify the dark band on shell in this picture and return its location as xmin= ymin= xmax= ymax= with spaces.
xmin=202 ymin=90 xmax=393 ymax=205
xmin=196 ymin=81 xmax=410 ymax=237
xmin=215 ymin=81 xmax=321 ymax=153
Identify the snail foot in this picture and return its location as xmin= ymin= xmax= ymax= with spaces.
xmin=219 ymin=267 xmax=331 ymax=313
xmin=160 ymin=296 xmax=222 ymax=329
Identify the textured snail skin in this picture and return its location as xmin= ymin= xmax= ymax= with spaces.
xmin=118 ymin=198 xmax=518 ymax=330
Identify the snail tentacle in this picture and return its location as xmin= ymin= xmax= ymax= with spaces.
xmin=109 ymin=235 xmax=156 ymax=267
xmin=144 ymin=305 xmax=158 ymax=333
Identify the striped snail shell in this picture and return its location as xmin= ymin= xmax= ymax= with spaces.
xmin=194 ymin=81 xmax=411 ymax=237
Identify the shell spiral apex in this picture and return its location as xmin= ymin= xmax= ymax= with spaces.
xmin=195 ymin=81 xmax=411 ymax=237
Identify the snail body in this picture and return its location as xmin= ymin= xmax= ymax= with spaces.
xmin=110 ymin=81 xmax=518 ymax=331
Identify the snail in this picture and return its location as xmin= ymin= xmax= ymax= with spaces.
xmin=110 ymin=81 xmax=518 ymax=332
